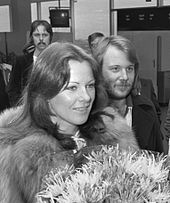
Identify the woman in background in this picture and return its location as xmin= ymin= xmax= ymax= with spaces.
xmin=0 ymin=42 xmax=138 ymax=203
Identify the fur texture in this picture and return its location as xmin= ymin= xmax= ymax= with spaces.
xmin=0 ymin=106 xmax=138 ymax=203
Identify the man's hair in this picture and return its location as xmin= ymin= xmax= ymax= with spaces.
xmin=94 ymin=35 xmax=140 ymax=96
xmin=29 ymin=20 xmax=53 ymax=43
xmin=88 ymin=32 xmax=104 ymax=49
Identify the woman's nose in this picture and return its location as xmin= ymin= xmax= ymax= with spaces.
xmin=79 ymin=88 xmax=91 ymax=102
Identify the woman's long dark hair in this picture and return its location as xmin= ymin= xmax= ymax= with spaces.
xmin=11 ymin=42 xmax=108 ymax=148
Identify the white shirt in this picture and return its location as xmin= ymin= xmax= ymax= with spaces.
xmin=125 ymin=106 xmax=132 ymax=128
xmin=71 ymin=130 xmax=87 ymax=153
xmin=33 ymin=55 xmax=38 ymax=64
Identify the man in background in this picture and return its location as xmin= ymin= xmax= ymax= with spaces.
xmin=7 ymin=20 xmax=53 ymax=106
xmin=88 ymin=32 xmax=104 ymax=54
xmin=88 ymin=33 xmax=161 ymax=123
xmin=94 ymin=35 xmax=164 ymax=153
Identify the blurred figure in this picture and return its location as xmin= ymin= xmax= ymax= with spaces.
xmin=88 ymin=32 xmax=104 ymax=54
xmin=94 ymin=35 xmax=164 ymax=153
xmin=7 ymin=20 xmax=53 ymax=106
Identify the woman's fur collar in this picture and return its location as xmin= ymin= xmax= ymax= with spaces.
xmin=0 ymin=106 xmax=22 ymax=128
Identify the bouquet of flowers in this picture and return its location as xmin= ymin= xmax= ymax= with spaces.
xmin=37 ymin=145 xmax=170 ymax=203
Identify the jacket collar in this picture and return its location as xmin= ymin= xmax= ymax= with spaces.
xmin=131 ymin=94 xmax=154 ymax=108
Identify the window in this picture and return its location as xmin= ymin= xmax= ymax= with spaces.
xmin=31 ymin=3 xmax=37 ymax=22
xmin=0 ymin=5 xmax=12 ymax=32
xmin=31 ymin=0 xmax=70 ymax=32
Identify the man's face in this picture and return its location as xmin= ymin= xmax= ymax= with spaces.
xmin=32 ymin=25 xmax=50 ymax=52
xmin=102 ymin=45 xmax=135 ymax=100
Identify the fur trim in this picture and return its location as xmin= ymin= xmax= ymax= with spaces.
xmin=0 ymin=130 xmax=74 ymax=203
xmin=0 ymin=106 xmax=22 ymax=128
xmin=0 ymin=106 xmax=138 ymax=203
xmin=101 ymin=107 xmax=139 ymax=150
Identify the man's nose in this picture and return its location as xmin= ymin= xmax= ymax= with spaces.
xmin=39 ymin=35 xmax=43 ymax=41
xmin=120 ymin=68 xmax=128 ymax=80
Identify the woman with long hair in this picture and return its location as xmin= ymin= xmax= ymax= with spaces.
xmin=0 ymin=42 xmax=138 ymax=203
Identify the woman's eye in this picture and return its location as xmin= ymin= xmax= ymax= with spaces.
xmin=87 ymin=83 xmax=95 ymax=89
xmin=66 ymin=86 xmax=77 ymax=91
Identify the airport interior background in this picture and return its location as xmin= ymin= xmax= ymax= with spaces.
xmin=0 ymin=0 xmax=170 ymax=152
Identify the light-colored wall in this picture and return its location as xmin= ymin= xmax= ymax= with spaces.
xmin=110 ymin=0 xmax=157 ymax=9
xmin=0 ymin=0 xmax=31 ymax=56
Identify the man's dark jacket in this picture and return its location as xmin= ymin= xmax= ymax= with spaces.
xmin=7 ymin=52 xmax=33 ymax=106
xmin=132 ymin=94 xmax=164 ymax=153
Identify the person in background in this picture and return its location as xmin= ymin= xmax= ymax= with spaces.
xmin=93 ymin=35 xmax=164 ymax=153
xmin=7 ymin=20 xmax=53 ymax=106
xmin=0 ymin=54 xmax=11 ymax=113
xmin=88 ymin=33 xmax=162 ymax=124
xmin=0 ymin=65 xmax=10 ymax=113
xmin=88 ymin=32 xmax=104 ymax=54
xmin=0 ymin=42 xmax=138 ymax=203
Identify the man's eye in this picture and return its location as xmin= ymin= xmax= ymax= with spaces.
xmin=126 ymin=65 xmax=135 ymax=72
xmin=111 ymin=66 xmax=120 ymax=72
xmin=33 ymin=33 xmax=40 ymax=37
xmin=91 ymin=43 xmax=97 ymax=48
xmin=42 ymin=33 xmax=49 ymax=38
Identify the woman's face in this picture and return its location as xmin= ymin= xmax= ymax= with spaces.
xmin=49 ymin=59 xmax=96 ymax=134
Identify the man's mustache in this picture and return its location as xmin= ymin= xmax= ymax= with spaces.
xmin=38 ymin=42 xmax=46 ymax=45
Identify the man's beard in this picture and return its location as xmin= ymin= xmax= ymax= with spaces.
xmin=104 ymin=81 xmax=132 ymax=100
